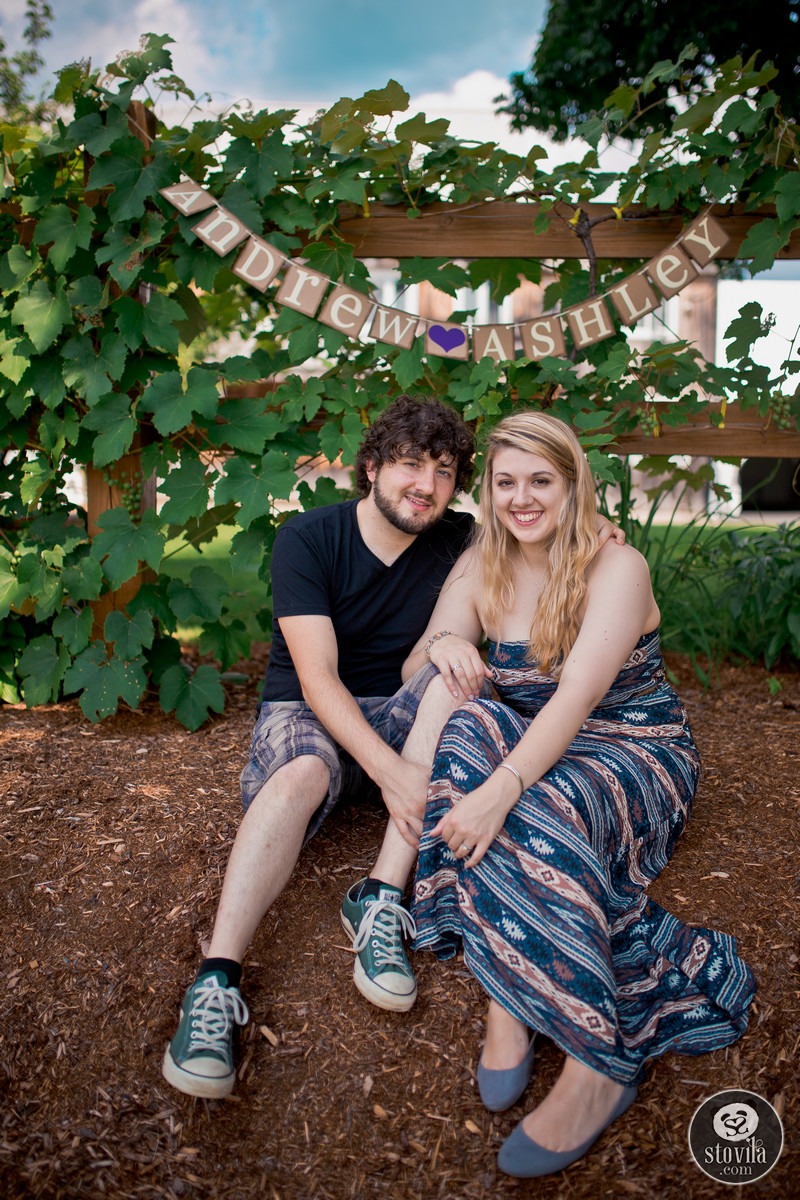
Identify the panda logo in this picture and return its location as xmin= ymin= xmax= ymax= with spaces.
xmin=713 ymin=1102 xmax=760 ymax=1142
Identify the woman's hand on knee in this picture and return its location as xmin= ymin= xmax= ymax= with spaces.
xmin=432 ymin=786 xmax=508 ymax=868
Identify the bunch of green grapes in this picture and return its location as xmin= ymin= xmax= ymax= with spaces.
xmin=637 ymin=405 xmax=661 ymax=437
xmin=770 ymin=392 xmax=795 ymax=431
xmin=104 ymin=470 xmax=143 ymax=518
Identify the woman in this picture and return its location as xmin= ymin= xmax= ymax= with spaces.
xmin=405 ymin=411 xmax=755 ymax=1179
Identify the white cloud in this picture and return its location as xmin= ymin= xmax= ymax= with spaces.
xmin=37 ymin=0 xmax=218 ymax=100
xmin=411 ymin=70 xmax=541 ymax=152
xmin=410 ymin=69 xmax=639 ymax=182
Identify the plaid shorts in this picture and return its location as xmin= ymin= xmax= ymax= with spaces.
xmin=240 ymin=663 xmax=438 ymax=842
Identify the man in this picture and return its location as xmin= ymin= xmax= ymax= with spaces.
xmin=163 ymin=394 xmax=480 ymax=1099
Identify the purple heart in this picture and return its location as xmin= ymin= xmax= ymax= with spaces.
xmin=429 ymin=324 xmax=467 ymax=353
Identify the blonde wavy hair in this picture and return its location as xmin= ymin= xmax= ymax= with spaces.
xmin=474 ymin=410 xmax=600 ymax=675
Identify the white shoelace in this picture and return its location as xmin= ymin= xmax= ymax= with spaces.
xmin=188 ymin=977 xmax=249 ymax=1054
xmin=351 ymin=898 xmax=416 ymax=969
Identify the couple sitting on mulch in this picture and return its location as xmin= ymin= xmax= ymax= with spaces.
xmin=162 ymin=396 xmax=755 ymax=1179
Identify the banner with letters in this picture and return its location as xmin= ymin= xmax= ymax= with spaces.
xmin=160 ymin=179 xmax=730 ymax=364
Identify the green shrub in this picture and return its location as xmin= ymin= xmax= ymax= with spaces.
xmin=699 ymin=523 xmax=800 ymax=667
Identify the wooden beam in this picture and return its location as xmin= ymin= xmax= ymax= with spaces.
xmin=609 ymin=405 xmax=800 ymax=457
xmin=221 ymin=388 xmax=798 ymax=458
xmin=337 ymin=202 xmax=800 ymax=261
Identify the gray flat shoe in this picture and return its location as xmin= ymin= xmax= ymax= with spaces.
xmin=497 ymin=1084 xmax=638 ymax=1177
xmin=476 ymin=1035 xmax=536 ymax=1112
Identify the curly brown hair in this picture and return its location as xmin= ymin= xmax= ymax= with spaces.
xmin=354 ymin=395 xmax=475 ymax=496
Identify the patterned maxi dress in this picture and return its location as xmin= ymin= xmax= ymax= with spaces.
xmin=412 ymin=630 xmax=756 ymax=1084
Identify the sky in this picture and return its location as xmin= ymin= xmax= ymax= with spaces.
xmin=3 ymin=0 xmax=793 ymax=279
xmin=3 ymin=0 xmax=551 ymax=149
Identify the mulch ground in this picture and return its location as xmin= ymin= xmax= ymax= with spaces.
xmin=1 ymin=649 xmax=797 ymax=1200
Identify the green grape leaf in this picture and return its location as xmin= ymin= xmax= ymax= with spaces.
xmin=68 ymin=274 xmax=104 ymax=310
xmin=205 ymin=398 xmax=284 ymax=454
xmin=61 ymin=332 xmax=128 ymax=406
xmin=0 ymin=556 xmax=21 ymax=619
xmin=396 ymin=257 xmax=470 ymax=297
xmin=114 ymin=296 xmax=146 ymax=348
xmin=0 ymin=243 xmax=36 ymax=292
xmin=24 ymin=357 xmax=66 ymax=412
xmin=391 ymin=341 xmax=426 ymax=390
xmin=12 ymin=279 xmax=71 ymax=353
xmin=237 ymin=135 xmax=295 ymax=200
xmin=198 ymin=618 xmax=251 ymax=670
xmin=128 ymin=582 xmax=178 ymax=632
xmin=596 ymin=343 xmax=633 ymax=381
xmin=395 ymin=113 xmax=450 ymax=144
xmin=286 ymin=319 xmax=322 ymax=363
xmin=34 ymin=203 xmax=94 ymax=272
xmin=0 ymin=333 xmax=34 ymax=385
xmin=467 ymin=258 xmax=538 ymax=302
xmin=90 ymin=508 xmax=165 ymax=589
xmin=140 ymin=367 xmax=220 ymax=436
xmin=353 ymin=79 xmax=409 ymax=116
xmin=61 ymin=555 xmax=104 ymax=602
xmin=52 ymin=606 xmax=94 ymax=654
xmin=20 ymin=457 xmax=54 ymax=507
xmin=63 ymin=643 xmax=148 ymax=721
xmin=775 ymin=175 xmax=800 ymax=223
xmin=723 ymin=301 xmax=769 ymax=361
xmin=87 ymin=145 xmax=174 ymax=221
xmin=159 ymin=456 xmax=212 ymax=525
xmin=215 ymin=458 xmax=276 ymax=528
xmin=81 ymin=394 xmax=137 ymax=467
xmin=219 ymin=181 xmax=263 ymax=232
xmin=318 ymin=409 xmax=364 ymax=468
xmin=16 ymin=552 xmax=63 ymax=620
xmin=166 ymin=565 xmax=228 ymax=623
xmin=171 ymin=501 xmax=238 ymax=548
xmin=230 ymin=527 xmax=268 ymax=573
xmin=18 ymin=635 xmax=71 ymax=705
xmin=159 ymin=663 xmax=225 ymax=731
xmin=738 ymin=218 xmax=792 ymax=276
xmin=140 ymin=291 xmax=186 ymax=353
xmin=104 ymin=609 xmax=155 ymax=658
xmin=272 ymin=374 xmax=325 ymax=424
xmin=260 ymin=449 xmax=297 ymax=500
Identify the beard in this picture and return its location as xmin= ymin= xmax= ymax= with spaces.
xmin=371 ymin=475 xmax=440 ymax=535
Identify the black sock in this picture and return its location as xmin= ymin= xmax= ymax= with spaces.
xmin=350 ymin=876 xmax=395 ymax=903
xmin=197 ymin=957 xmax=242 ymax=989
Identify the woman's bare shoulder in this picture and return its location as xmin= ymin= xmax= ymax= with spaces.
xmin=588 ymin=539 xmax=652 ymax=591
xmin=440 ymin=543 xmax=481 ymax=592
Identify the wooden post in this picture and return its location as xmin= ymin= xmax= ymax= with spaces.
xmin=86 ymin=100 xmax=158 ymax=637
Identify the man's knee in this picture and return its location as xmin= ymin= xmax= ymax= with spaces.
xmin=250 ymin=754 xmax=331 ymax=819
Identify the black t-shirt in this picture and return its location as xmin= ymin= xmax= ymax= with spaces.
xmin=262 ymin=500 xmax=474 ymax=701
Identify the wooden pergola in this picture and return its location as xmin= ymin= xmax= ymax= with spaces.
xmin=88 ymin=109 xmax=799 ymax=631
xmin=338 ymin=200 xmax=800 ymax=458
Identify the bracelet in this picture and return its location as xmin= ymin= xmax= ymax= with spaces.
xmin=497 ymin=761 xmax=524 ymax=795
xmin=424 ymin=629 xmax=454 ymax=657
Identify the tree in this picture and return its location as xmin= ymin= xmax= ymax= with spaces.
xmin=499 ymin=0 xmax=800 ymax=140
xmin=0 ymin=0 xmax=54 ymax=124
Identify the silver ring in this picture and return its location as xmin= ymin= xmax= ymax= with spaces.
xmin=459 ymin=842 xmax=470 ymax=853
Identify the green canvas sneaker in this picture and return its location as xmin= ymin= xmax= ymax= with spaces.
xmin=162 ymin=973 xmax=249 ymax=1099
xmin=340 ymin=879 xmax=417 ymax=1012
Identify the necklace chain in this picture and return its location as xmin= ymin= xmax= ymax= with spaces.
xmin=517 ymin=549 xmax=548 ymax=589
